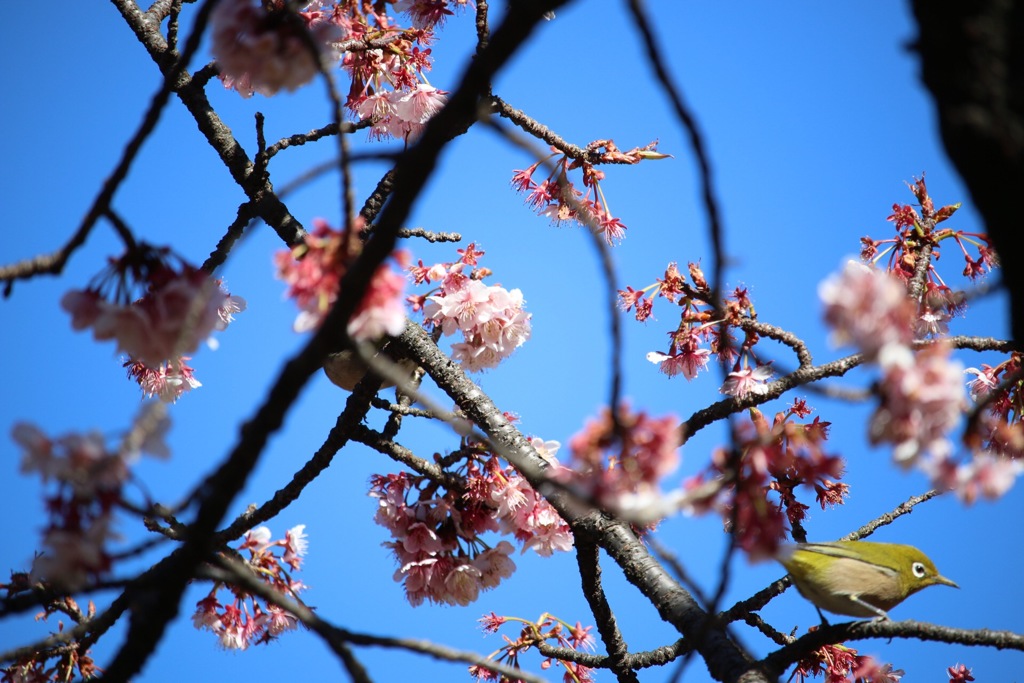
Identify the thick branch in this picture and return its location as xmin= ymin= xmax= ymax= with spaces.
xmin=394 ymin=323 xmax=769 ymax=683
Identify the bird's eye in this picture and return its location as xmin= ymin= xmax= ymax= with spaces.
xmin=912 ymin=561 xmax=927 ymax=578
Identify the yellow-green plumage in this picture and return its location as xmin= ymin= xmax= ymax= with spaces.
xmin=777 ymin=541 xmax=958 ymax=619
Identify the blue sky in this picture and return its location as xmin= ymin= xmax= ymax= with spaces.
xmin=1 ymin=1 xmax=1021 ymax=681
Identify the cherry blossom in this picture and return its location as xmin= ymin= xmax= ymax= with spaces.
xmin=549 ymin=404 xmax=682 ymax=521
xmin=415 ymin=246 xmax=532 ymax=371
xmin=870 ymin=342 xmax=965 ymax=465
xmin=276 ymin=220 xmax=408 ymax=340
xmin=61 ymin=245 xmax=245 ymax=392
xmin=791 ymin=643 xmax=902 ymax=683
xmin=211 ymin=0 xmax=343 ymax=98
xmin=193 ymin=525 xmax=310 ymax=649
xmin=394 ymin=0 xmax=469 ymax=29
xmin=819 ymin=259 xmax=915 ymax=360
xmin=963 ymin=364 xmax=999 ymax=400
xmin=11 ymin=406 xmax=171 ymax=589
xmin=369 ymin=444 xmax=574 ymax=607
xmin=680 ymin=404 xmax=847 ymax=560
xmin=476 ymin=612 xmax=597 ymax=683
xmin=947 ymin=663 xmax=975 ymax=683
xmin=720 ymin=364 xmax=773 ymax=397
xmin=124 ymin=357 xmax=202 ymax=403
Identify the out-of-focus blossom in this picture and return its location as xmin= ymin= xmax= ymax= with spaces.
xmin=62 ymin=264 xmax=244 ymax=371
xmin=553 ymin=404 xmax=681 ymax=520
xmin=212 ymin=0 xmax=344 ymax=98
xmin=275 ymin=220 xmax=408 ymax=340
xmin=870 ymin=342 xmax=965 ymax=465
xmin=819 ymin=260 xmax=915 ymax=359
xmin=12 ymin=406 xmax=172 ymax=590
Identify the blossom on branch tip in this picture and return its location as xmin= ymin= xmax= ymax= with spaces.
xmin=211 ymin=0 xmax=344 ymax=98
xmin=870 ymin=342 xmax=965 ymax=466
xmin=62 ymin=255 xmax=245 ymax=373
xmin=947 ymin=663 xmax=975 ymax=683
xmin=414 ymin=247 xmax=531 ymax=371
xmin=508 ymin=146 xmax=648 ymax=243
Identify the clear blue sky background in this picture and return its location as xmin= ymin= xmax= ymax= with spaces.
xmin=1 ymin=2 xmax=1021 ymax=681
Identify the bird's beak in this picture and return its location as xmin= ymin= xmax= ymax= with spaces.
xmin=935 ymin=575 xmax=959 ymax=589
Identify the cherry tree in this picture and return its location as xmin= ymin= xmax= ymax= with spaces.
xmin=1 ymin=2 xmax=1023 ymax=683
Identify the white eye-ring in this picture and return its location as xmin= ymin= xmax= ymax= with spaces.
xmin=912 ymin=561 xmax=927 ymax=578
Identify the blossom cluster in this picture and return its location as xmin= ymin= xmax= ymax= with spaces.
xmin=821 ymin=179 xmax=1019 ymax=501
xmin=10 ymin=405 xmax=170 ymax=590
xmin=370 ymin=439 xmax=572 ymax=607
xmin=622 ymin=261 xmax=775 ymax=397
xmin=61 ymin=244 xmax=245 ymax=402
xmin=474 ymin=612 xmax=595 ymax=683
xmin=859 ymin=175 xmax=994 ymax=340
xmin=211 ymin=0 xmax=454 ymax=139
xmin=275 ymin=219 xmax=408 ymax=340
xmin=510 ymin=140 xmax=667 ymax=244
xmin=683 ymin=401 xmax=848 ymax=560
xmin=557 ymin=403 xmax=682 ymax=521
xmin=791 ymin=642 xmax=903 ymax=683
xmin=340 ymin=3 xmax=453 ymax=142
xmin=821 ymin=260 xmax=968 ymax=473
xmin=211 ymin=0 xmax=344 ymax=98
xmin=945 ymin=352 xmax=1024 ymax=503
xmin=193 ymin=525 xmax=309 ymax=650
xmin=409 ymin=243 xmax=532 ymax=372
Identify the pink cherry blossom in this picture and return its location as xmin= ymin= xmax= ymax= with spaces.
xmin=276 ymin=220 xmax=408 ymax=341
xmin=62 ymin=265 xmax=244 ymax=371
xmin=193 ymin=524 xmax=311 ymax=648
xmin=819 ymin=260 xmax=916 ymax=359
xmin=391 ymin=84 xmax=448 ymax=134
xmin=647 ymin=346 xmax=711 ymax=379
xmin=964 ymin=364 xmax=999 ymax=400
xmin=473 ymin=541 xmax=516 ymax=588
xmin=720 ymin=364 xmax=773 ymax=397
xmin=443 ymin=563 xmax=483 ymax=606
xmin=419 ymin=255 xmax=532 ymax=371
xmin=124 ymin=357 xmax=202 ymax=403
xmin=31 ymin=515 xmax=116 ymax=590
xmin=557 ymin=405 xmax=682 ymax=518
xmin=211 ymin=0 xmax=343 ymax=98
xmin=871 ymin=342 xmax=965 ymax=465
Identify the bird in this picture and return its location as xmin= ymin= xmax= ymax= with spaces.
xmin=322 ymin=345 xmax=417 ymax=391
xmin=776 ymin=540 xmax=958 ymax=621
